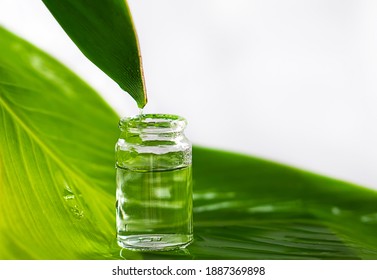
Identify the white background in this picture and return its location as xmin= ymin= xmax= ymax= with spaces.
xmin=1 ymin=0 xmax=377 ymax=190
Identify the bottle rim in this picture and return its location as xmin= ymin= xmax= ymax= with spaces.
xmin=119 ymin=114 xmax=187 ymax=133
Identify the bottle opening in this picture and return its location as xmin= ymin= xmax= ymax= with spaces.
xmin=119 ymin=114 xmax=187 ymax=134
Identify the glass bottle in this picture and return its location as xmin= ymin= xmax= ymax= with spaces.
xmin=115 ymin=114 xmax=193 ymax=251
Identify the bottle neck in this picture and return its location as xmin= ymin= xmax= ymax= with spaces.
xmin=116 ymin=114 xmax=191 ymax=170
xmin=119 ymin=114 xmax=187 ymax=144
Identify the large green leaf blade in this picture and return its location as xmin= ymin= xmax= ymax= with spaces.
xmin=2 ymin=27 xmax=377 ymax=259
xmin=0 ymin=26 xmax=119 ymax=259
xmin=123 ymin=148 xmax=377 ymax=260
xmin=41 ymin=0 xmax=147 ymax=108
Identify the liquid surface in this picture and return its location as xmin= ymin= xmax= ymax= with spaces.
xmin=116 ymin=165 xmax=193 ymax=250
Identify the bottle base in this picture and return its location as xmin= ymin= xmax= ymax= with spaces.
xmin=117 ymin=234 xmax=193 ymax=251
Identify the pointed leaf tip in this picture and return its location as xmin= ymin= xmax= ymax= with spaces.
xmin=42 ymin=0 xmax=148 ymax=108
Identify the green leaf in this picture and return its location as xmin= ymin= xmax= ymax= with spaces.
xmin=41 ymin=0 xmax=147 ymax=108
xmin=1 ymin=27 xmax=377 ymax=259
xmin=0 ymin=26 xmax=118 ymax=259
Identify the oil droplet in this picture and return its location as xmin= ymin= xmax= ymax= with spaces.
xmin=138 ymin=108 xmax=144 ymax=122
xmin=63 ymin=185 xmax=75 ymax=200
xmin=62 ymin=181 xmax=84 ymax=219
xmin=70 ymin=205 xmax=84 ymax=219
